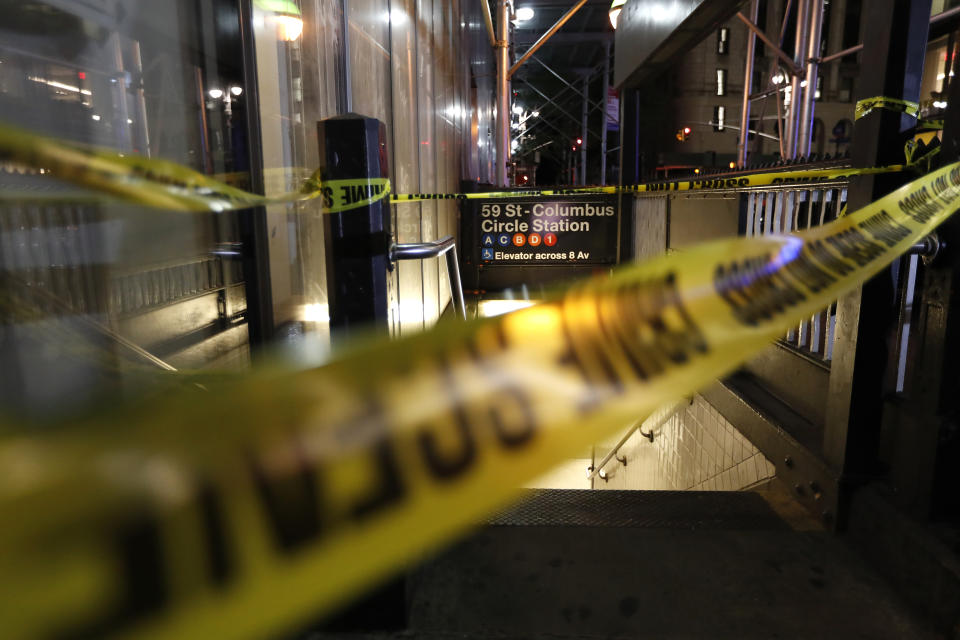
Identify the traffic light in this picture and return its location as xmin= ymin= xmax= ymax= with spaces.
xmin=676 ymin=126 xmax=692 ymax=141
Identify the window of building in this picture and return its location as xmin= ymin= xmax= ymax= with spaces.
xmin=714 ymin=105 xmax=726 ymax=131
xmin=838 ymin=76 xmax=855 ymax=102
xmin=717 ymin=69 xmax=728 ymax=96
xmin=717 ymin=27 xmax=729 ymax=55
xmin=842 ymin=0 xmax=862 ymax=49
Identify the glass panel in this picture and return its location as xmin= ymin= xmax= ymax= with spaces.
xmin=0 ymin=0 xmax=261 ymax=420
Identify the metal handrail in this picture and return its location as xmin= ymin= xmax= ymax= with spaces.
xmin=390 ymin=235 xmax=467 ymax=320
xmin=588 ymin=402 xmax=685 ymax=480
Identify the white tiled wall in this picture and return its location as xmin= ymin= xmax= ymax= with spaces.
xmin=593 ymin=395 xmax=776 ymax=491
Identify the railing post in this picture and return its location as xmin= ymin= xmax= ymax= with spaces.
xmin=318 ymin=114 xmax=394 ymax=340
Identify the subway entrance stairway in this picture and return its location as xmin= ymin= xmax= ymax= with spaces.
xmin=301 ymin=487 xmax=939 ymax=639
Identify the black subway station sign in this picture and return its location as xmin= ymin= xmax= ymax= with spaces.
xmin=460 ymin=194 xmax=619 ymax=290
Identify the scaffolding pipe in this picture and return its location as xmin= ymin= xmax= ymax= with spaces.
xmin=580 ymin=74 xmax=588 ymax=186
xmin=738 ymin=0 xmax=759 ymax=167
xmin=818 ymin=43 xmax=863 ymax=64
xmin=735 ymin=11 xmax=800 ymax=74
xmin=798 ymin=0 xmax=824 ymax=157
xmin=600 ymin=40 xmax=611 ymax=185
xmin=509 ymin=0 xmax=589 ymax=76
xmin=481 ymin=0 xmax=496 ymax=48
xmin=785 ymin=0 xmax=810 ymax=158
xmin=496 ymin=0 xmax=511 ymax=186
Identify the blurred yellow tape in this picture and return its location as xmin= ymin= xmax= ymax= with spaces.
xmin=855 ymin=95 xmax=920 ymax=121
xmin=0 ymin=123 xmax=390 ymax=214
xmin=3 ymin=159 xmax=960 ymax=638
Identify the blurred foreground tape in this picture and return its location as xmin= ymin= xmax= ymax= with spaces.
xmin=4 ymin=152 xmax=960 ymax=637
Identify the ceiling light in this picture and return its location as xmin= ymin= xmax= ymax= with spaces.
xmin=515 ymin=7 xmax=535 ymax=22
xmin=208 ymin=88 xmax=223 ymax=99
xmin=230 ymin=86 xmax=243 ymax=96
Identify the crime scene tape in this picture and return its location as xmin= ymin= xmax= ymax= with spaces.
xmin=0 ymin=121 xmax=919 ymax=212
xmin=0 ymin=123 xmax=390 ymax=214
xmin=855 ymin=96 xmax=920 ymax=121
xmin=4 ymin=157 xmax=960 ymax=638
xmin=855 ymin=95 xmax=945 ymax=133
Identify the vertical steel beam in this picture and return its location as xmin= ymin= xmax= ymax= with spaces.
xmin=824 ymin=0 xmax=931 ymax=492
xmin=580 ymin=74 xmax=588 ymax=186
xmin=600 ymin=40 xmax=610 ymax=185
xmin=339 ymin=0 xmax=353 ymax=113
xmin=237 ymin=0 xmax=273 ymax=349
xmin=130 ymin=41 xmax=151 ymax=156
xmin=785 ymin=0 xmax=809 ymax=158
xmin=738 ymin=0 xmax=759 ymax=167
xmin=798 ymin=0 xmax=824 ymax=156
xmin=496 ymin=0 xmax=511 ymax=186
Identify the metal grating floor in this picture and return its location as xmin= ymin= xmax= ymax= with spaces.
xmin=486 ymin=489 xmax=788 ymax=530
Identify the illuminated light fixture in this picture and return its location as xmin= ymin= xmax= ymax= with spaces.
xmin=515 ymin=7 xmax=535 ymax=21
xmin=254 ymin=0 xmax=304 ymax=41
xmin=478 ymin=299 xmax=537 ymax=318
xmin=230 ymin=86 xmax=243 ymax=96
xmin=91 ymin=114 xmax=101 ymax=121
xmin=609 ymin=0 xmax=626 ymax=29
xmin=729 ymin=161 xmax=736 ymax=169
xmin=276 ymin=14 xmax=303 ymax=41
xmin=208 ymin=88 xmax=224 ymax=99
xmin=576 ymin=137 xmax=582 ymax=145
xmin=513 ymin=104 xmax=523 ymax=115
xmin=126 ymin=118 xmax=133 ymax=124
xmin=28 ymin=76 xmax=92 ymax=96
xmin=934 ymin=100 xmax=948 ymax=109
xmin=694 ymin=168 xmax=700 ymax=174
xmin=532 ymin=110 xmax=540 ymax=117
xmin=385 ymin=8 xmax=407 ymax=24
xmin=302 ymin=302 xmax=329 ymax=323
xmin=772 ymin=73 xmax=785 ymax=85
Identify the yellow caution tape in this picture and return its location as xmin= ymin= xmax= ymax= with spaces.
xmin=388 ymin=164 xmax=904 ymax=202
xmin=0 ymin=123 xmax=390 ymax=214
xmin=0 ymin=122 xmax=914 ymax=213
xmin=855 ymin=96 xmax=921 ymax=121
xmin=3 ymin=160 xmax=960 ymax=638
